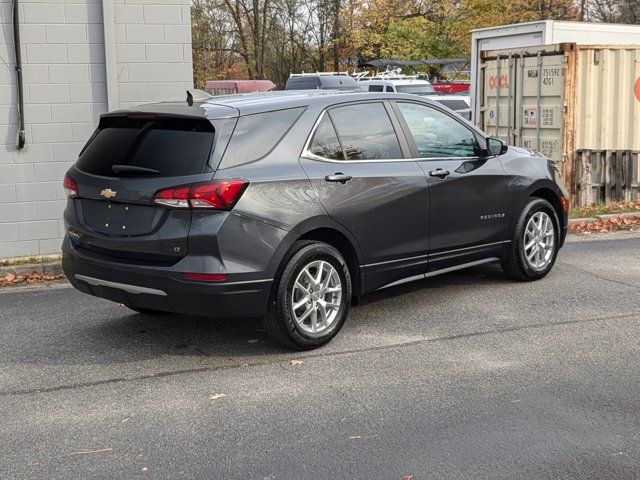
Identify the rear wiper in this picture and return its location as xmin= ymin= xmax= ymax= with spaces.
xmin=112 ymin=165 xmax=159 ymax=175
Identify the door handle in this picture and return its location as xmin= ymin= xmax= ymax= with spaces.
xmin=325 ymin=173 xmax=352 ymax=184
xmin=429 ymin=168 xmax=451 ymax=179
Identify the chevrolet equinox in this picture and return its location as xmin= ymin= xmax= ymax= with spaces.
xmin=62 ymin=91 xmax=569 ymax=349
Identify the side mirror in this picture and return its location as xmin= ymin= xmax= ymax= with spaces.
xmin=486 ymin=137 xmax=508 ymax=156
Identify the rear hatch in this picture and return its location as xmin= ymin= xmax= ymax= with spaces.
xmin=67 ymin=113 xmax=223 ymax=264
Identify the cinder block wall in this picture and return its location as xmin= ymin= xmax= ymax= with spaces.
xmin=0 ymin=0 xmax=193 ymax=258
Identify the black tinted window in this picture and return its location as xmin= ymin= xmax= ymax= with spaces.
xmin=386 ymin=86 xmax=394 ymax=92
xmin=397 ymin=102 xmax=479 ymax=158
xmin=285 ymin=77 xmax=320 ymax=90
xmin=221 ymin=107 xmax=304 ymax=168
xmin=308 ymin=115 xmax=344 ymax=160
xmin=329 ymin=103 xmax=403 ymax=160
xmin=435 ymin=99 xmax=470 ymax=111
xmin=368 ymin=85 xmax=383 ymax=92
xmin=395 ymin=84 xmax=435 ymax=95
xmin=76 ymin=116 xmax=214 ymax=177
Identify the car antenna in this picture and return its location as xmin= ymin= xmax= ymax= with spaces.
xmin=186 ymin=89 xmax=212 ymax=106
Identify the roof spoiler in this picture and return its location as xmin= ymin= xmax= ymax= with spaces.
xmin=186 ymin=89 xmax=212 ymax=106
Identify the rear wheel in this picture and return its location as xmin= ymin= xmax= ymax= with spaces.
xmin=502 ymin=197 xmax=559 ymax=281
xmin=265 ymin=241 xmax=351 ymax=350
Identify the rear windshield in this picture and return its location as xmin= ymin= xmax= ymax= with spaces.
xmin=319 ymin=76 xmax=358 ymax=89
xmin=285 ymin=77 xmax=320 ymax=90
xmin=76 ymin=116 xmax=215 ymax=177
xmin=395 ymin=84 xmax=435 ymax=95
xmin=435 ymin=99 xmax=470 ymax=111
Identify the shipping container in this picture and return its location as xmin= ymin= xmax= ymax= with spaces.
xmin=470 ymin=21 xmax=640 ymax=124
xmin=479 ymin=43 xmax=640 ymax=205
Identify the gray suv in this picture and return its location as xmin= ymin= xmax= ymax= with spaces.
xmin=62 ymin=91 xmax=568 ymax=349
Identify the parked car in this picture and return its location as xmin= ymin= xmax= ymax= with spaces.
xmin=430 ymin=95 xmax=472 ymax=120
xmin=62 ymin=90 xmax=569 ymax=350
xmin=285 ymin=73 xmax=359 ymax=91
xmin=359 ymin=77 xmax=472 ymax=120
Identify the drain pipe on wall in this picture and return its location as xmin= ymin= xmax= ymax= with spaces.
xmin=12 ymin=0 xmax=25 ymax=149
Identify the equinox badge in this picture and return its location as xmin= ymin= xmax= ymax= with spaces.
xmin=100 ymin=188 xmax=117 ymax=199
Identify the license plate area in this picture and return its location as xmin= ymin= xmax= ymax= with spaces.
xmin=81 ymin=199 xmax=163 ymax=236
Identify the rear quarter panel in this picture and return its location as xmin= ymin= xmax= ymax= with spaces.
xmin=212 ymin=105 xmax=363 ymax=279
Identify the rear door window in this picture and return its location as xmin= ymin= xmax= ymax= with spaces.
xmin=328 ymin=103 xmax=403 ymax=160
xmin=220 ymin=107 xmax=305 ymax=168
xmin=76 ymin=116 xmax=215 ymax=177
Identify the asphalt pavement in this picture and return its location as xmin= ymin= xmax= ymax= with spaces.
xmin=1 ymin=232 xmax=640 ymax=479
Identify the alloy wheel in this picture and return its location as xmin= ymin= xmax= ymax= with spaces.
xmin=523 ymin=211 xmax=555 ymax=271
xmin=290 ymin=260 xmax=343 ymax=336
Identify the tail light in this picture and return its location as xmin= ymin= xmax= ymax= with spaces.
xmin=153 ymin=180 xmax=248 ymax=210
xmin=63 ymin=172 xmax=78 ymax=198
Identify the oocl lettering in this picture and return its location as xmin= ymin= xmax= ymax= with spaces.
xmin=489 ymin=75 xmax=509 ymax=90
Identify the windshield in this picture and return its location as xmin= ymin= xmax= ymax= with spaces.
xmin=395 ymin=84 xmax=435 ymax=95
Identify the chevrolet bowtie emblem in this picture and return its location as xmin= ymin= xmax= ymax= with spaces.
xmin=100 ymin=188 xmax=117 ymax=199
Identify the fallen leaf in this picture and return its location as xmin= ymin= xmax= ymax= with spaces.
xmin=0 ymin=271 xmax=64 ymax=287
xmin=141 ymin=466 xmax=149 ymax=472
xmin=68 ymin=448 xmax=112 ymax=457
xmin=121 ymin=417 xmax=130 ymax=423
xmin=403 ymin=476 xmax=414 ymax=480
xmin=209 ymin=393 xmax=227 ymax=400
xmin=289 ymin=359 xmax=304 ymax=366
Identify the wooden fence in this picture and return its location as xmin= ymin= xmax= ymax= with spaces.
xmin=574 ymin=150 xmax=640 ymax=206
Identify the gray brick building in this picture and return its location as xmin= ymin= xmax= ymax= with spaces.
xmin=0 ymin=0 xmax=193 ymax=258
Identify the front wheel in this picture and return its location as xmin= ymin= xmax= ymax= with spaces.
xmin=265 ymin=241 xmax=352 ymax=350
xmin=502 ymin=197 xmax=560 ymax=281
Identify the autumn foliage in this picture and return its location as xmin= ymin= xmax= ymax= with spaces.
xmin=188 ymin=0 xmax=638 ymax=87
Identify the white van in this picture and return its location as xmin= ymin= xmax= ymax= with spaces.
xmin=359 ymin=77 xmax=471 ymax=121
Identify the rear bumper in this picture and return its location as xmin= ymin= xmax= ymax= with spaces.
xmin=62 ymin=238 xmax=272 ymax=318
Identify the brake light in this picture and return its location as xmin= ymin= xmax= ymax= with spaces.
xmin=63 ymin=173 xmax=78 ymax=198
xmin=153 ymin=180 xmax=248 ymax=210
xmin=127 ymin=114 xmax=157 ymax=121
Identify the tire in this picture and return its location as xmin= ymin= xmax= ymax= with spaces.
xmin=265 ymin=241 xmax=352 ymax=350
xmin=502 ymin=197 xmax=560 ymax=281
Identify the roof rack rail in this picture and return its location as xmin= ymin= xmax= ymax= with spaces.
xmin=289 ymin=71 xmax=350 ymax=77
xmin=352 ymin=69 xmax=424 ymax=82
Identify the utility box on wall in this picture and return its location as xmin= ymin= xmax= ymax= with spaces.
xmin=479 ymin=43 xmax=640 ymax=206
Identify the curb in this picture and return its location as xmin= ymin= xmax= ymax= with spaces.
xmin=0 ymin=262 xmax=63 ymax=277
xmin=568 ymin=217 xmax=596 ymax=225
xmin=594 ymin=212 xmax=640 ymax=220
